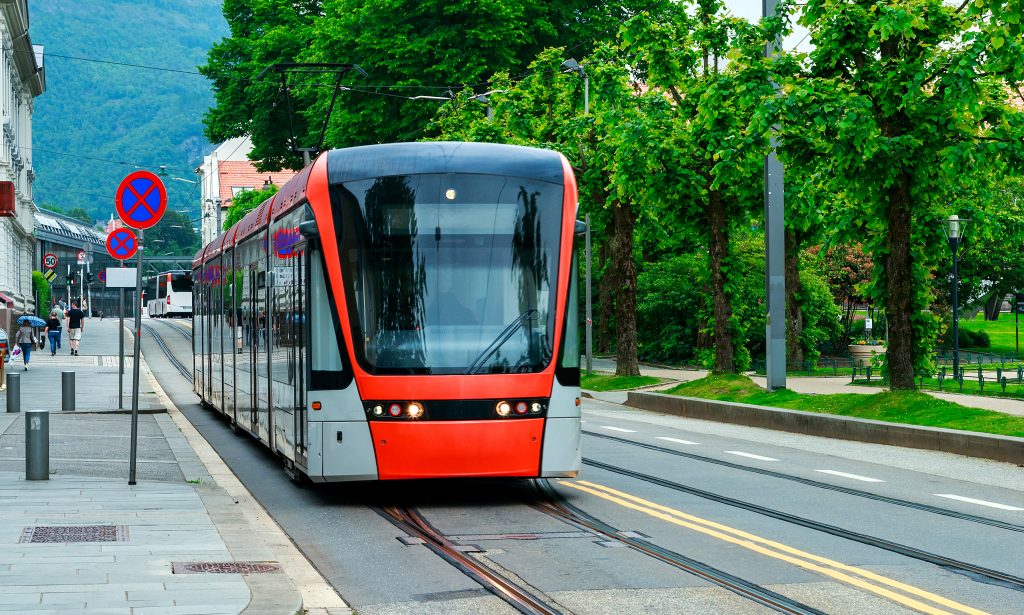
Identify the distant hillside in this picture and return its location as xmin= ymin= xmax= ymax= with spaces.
xmin=28 ymin=0 xmax=228 ymax=222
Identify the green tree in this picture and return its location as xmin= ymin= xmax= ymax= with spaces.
xmin=223 ymin=185 xmax=279 ymax=230
xmin=200 ymin=0 xmax=323 ymax=170
xmin=64 ymin=208 xmax=94 ymax=226
xmin=202 ymin=0 xmax=646 ymax=169
xmin=145 ymin=210 xmax=201 ymax=256
xmin=778 ymin=0 xmax=1024 ymax=388
xmin=620 ymin=0 xmax=784 ymax=373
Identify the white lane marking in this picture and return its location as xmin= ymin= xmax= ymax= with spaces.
xmin=724 ymin=451 xmax=778 ymax=462
xmin=600 ymin=426 xmax=637 ymax=433
xmin=816 ymin=470 xmax=885 ymax=483
xmin=657 ymin=437 xmax=699 ymax=445
xmin=933 ymin=494 xmax=1024 ymax=511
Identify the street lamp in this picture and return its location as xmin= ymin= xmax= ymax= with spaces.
xmin=561 ymin=59 xmax=589 ymax=115
xmin=943 ymin=214 xmax=969 ymax=381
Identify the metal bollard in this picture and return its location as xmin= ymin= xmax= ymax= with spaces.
xmin=62 ymin=371 xmax=75 ymax=412
xmin=25 ymin=409 xmax=48 ymax=480
xmin=6 ymin=372 xmax=19 ymax=413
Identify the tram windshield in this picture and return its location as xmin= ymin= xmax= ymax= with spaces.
xmin=333 ymin=173 xmax=563 ymax=375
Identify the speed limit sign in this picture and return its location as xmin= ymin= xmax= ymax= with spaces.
xmin=43 ymin=253 xmax=58 ymax=269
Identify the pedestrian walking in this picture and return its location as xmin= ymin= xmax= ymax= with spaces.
xmin=43 ymin=311 xmax=62 ymax=356
xmin=51 ymin=302 xmax=65 ymax=349
xmin=66 ymin=302 xmax=85 ymax=356
xmin=14 ymin=318 xmax=36 ymax=370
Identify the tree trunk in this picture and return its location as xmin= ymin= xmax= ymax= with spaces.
xmin=884 ymin=172 xmax=916 ymax=389
xmin=597 ymin=241 xmax=613 ymax=354
xmin=708 ymin=188 xmax=735 ymax=373
xmin=785 ymin=229 xmax=804 ymax=369
xmin=611 ymin=202 xmax=640 ymax=376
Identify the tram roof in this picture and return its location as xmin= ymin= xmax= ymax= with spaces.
xmin=235 ymin=194 xmax=276 ymax=243
xmin=326 ymin=141 xmax=566 ymax=185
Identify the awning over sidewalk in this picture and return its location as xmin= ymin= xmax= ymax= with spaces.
xmin=0 ymin=292 xmax=15 ymax=306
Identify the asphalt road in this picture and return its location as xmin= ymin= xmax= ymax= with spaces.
xmin=141 ymin=317 xmax=1024 ymax=615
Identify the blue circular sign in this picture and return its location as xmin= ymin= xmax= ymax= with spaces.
xmin=115 ymin=170 xmax=167 ymax=230
xmin=106 ymin=227 xmax=139 ymax=260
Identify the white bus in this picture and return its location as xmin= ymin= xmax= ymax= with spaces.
xmin=147 ymin=270 xmax=193 ymax=318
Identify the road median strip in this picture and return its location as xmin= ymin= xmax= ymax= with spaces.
xmin=624 ymin=390 xmax=1024 ymax=465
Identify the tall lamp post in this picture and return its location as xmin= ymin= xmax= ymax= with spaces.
xmin=943 ymin=214 xmax=969 ymax=380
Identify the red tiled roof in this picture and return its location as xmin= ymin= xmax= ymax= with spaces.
xmin=217 ymin=160 xmax=297 ymax=206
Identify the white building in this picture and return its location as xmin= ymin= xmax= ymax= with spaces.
xmin=195 ymin=136 xmax=296 ymax=246
xmin=0 ymin=0 xmax=44 ymax=331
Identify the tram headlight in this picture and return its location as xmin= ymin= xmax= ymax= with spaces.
xmin=372 ymin=405 xmax=384 ymax=417
xmin=496 ymin=401 xmax=512 ymax=417
xmin=514 ymin=401 xmax=528 ymax=415
xmin=388 ymin=403 xmax=403 ymax=417
xmin=530 ymin=402 xmax=543 ymax=414
xmin=407 ymin=402 xmax=424 ymax=418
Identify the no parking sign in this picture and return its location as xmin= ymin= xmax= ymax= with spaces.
xmin=106 ymin=227 xmax=139 ymax=260
xmin=115 ymin=170 xmax=167 ymax=230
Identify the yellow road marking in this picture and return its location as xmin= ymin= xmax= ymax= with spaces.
xmin=561 ymin=480 xmax=989 ymax=615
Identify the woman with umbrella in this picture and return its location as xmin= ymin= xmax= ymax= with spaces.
xmin=14 ymin=315 xmax=43 ymax=370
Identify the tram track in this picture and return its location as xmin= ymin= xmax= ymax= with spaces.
xmin=585 ymin=430 xmax=1024 ymax=534
xmin=530 ymin=480 xmax=827 ymax=615
xmin=582 ymin=457 xmax=1024 ymax=593
xmin=376 ymin=505 xmax=565 ymax=615
xmin=142 ymin=322 xmax=192 ymax=382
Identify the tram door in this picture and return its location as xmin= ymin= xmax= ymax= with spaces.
xmin=248 ymin=267 xmax=259 ymax=429
xmin=252 ymin=262 xmax=272 ymax=445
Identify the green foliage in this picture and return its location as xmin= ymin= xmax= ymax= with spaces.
xmin=64 ymin=208 xmax=94 ymax=226
xmin=938 ymin=328 xmax=991 ymax=350
xmin=778 ymin=0 xmax=1024 ymax=387
xmin=30 ymin=0 xmax=227 ymax=223
xmin=223 ymin=185 xmax=279 ymax=230
xmin=796 ymin=251 xmax=843 ymax=363
xmin=637 ymin=254 xmax=705 ymax=364
xmin=203 ymin=0 xmax=636 ymax=168
xmin=31 ymin=272 xmax=50 ymax=318
xmin=144 ymin=210 xmax=200 ymax=256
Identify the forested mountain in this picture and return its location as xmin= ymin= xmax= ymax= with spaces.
xmin=28 ymin=0 xmax=227 ymax=223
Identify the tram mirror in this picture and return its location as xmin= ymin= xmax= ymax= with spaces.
xmin=574 ymin=219 xmax=587 ymax=236
xmin=298 ymin=220 xmax=319 ymax=238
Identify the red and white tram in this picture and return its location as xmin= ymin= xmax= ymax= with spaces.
xmin=192 ymin=142 xmax=582 ymax=482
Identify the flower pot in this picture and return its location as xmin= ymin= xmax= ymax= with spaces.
xmin=849 ymin=344 xmax=885 ymax=367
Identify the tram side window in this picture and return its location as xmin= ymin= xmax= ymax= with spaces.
xmin=561 ymin=253 xmax=579 ymax=369
xmin=309 ymin=249 xmax=347 ymax=389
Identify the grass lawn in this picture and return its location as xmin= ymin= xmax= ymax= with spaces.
xmin=665 ymin=374 xmax=1024 ymax=437
xmin=959 ymin=313 xmax=1023 ymax=357
xmin=581 ymin=372 xmax=663 ymax=391
xmin=852 ymin=373 xmax=1024 ymax=401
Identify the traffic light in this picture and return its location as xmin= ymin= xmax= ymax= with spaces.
xmin=67 ymin=274 xmax=76 ymax=286
xmin=86 ymin=273 xmax=94 ymax=284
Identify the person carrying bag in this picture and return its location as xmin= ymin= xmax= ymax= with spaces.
xmin=14 ymin=320 xmax=35 ymax=370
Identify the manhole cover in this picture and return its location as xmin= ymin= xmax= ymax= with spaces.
xmin=172 ymin=561 xmax=282 ymax=574
xmin=20 ymin=525 xmax=128 ymax=543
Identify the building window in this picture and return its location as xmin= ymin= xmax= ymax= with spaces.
xmin=231 ymin=186 xmax=251 ymax=196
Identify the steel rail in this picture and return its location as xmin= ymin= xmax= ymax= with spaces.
xmin=376 ymin=506 xmax=562 ymax=615
xmin=142 ymin=323 xmax=192 ymax=382
xmin=584 ymin=430 xmax=1024 ymax=533
xmin=531 ymin=480 xmax=826 ymax=615
xmin=154 ymin=317 xmax=193 ymax=341
xmin=583 ymin=458 xmax=1024 ymax=592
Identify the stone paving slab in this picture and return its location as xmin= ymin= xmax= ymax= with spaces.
xmin=0 ymin=318 xmax=307 ymax=614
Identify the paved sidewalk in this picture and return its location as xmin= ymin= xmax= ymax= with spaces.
xmin=0 ymin=318 xmax=314 ymax=614
xmin=588 ymin=357 xmax=1024 ymax=417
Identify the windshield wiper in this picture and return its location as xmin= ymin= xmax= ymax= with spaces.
xmin=465 ymin=309 xmax=538 ymax=375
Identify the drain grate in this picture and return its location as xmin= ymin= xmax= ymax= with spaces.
xmin=20 ymin=525 xmax=128 ymax=543
xmin=172 ymin=561 xmax=282 ymax=574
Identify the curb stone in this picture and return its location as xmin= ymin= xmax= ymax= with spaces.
xmin=624 ymin=391 xmax=1024 ymax=465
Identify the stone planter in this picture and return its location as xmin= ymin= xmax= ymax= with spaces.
xmin=849 ymin=344 xmax=885 ymax=367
